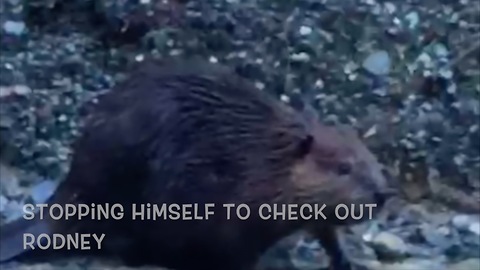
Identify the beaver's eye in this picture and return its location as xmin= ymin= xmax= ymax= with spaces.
xmin=337 ymin=162 xmax=352 ymax=175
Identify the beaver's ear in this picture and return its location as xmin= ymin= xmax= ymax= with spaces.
xmin=295 ymin=134 xmax=314 ymax=158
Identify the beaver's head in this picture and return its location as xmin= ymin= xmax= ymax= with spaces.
xmin=289 ymin=109 xmax=397 ymax=224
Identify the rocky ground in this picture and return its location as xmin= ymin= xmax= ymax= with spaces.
xmin=0 ymin=0 xmax=479 ymax=269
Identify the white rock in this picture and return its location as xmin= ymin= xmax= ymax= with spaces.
xmin=405 ymin=11 xmax=420 ymax=29
xmin=384 ymin=2 xmax=397 ymax=14
xmin=0 ymin=163 xmax=22 ymax=197
xmin=290 ymin=52 xmax=310 ymax=62
xmin=135 ymin=54 xmax=144 ymax=62
xmin=449 ymin=258 xmax=480 ymax=270
xmin=373 ymin=232 xmax=408 ymax=254
xmin=452 ymin=214 xmax=473 ymax=229
xmin=384 ymin=258 xmax=447 ymax=270
xmin=2 ymin=21 xmax=26 ymax=35
xmin=314 ymin=79 xmax=324 ymax=89
xmin=280 ymin=95 xmax=290 ymax=103
xmin=0 ymin=195 xmax=8 ymax=212
xmin=362 ymin=51 xmax=391 ymax=76
xmin=254 ymin=81 xmax=265 ymax=90
xmin=299 ymin=26 xmax=312 ymax=36
xmin=468 ymin=222 xmax=480 ymax=236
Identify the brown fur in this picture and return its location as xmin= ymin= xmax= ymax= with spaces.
xmin=0 ymin=58 xmax=396 ymax=270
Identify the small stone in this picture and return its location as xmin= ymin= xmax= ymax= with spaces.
xmin=448 ymin=258 xmax=480 ymax=270
xmin=2 ymin=199 xmax=24 ymax=222
xmin=433 ymin=44 xmax=449 ymax=58
xmin=289 ymin=238 xmax=328 ymax=270
xmin=420 ymin=224 xmax=453 ymax=250
xmin=362 ymin=51 xmax=391 ymax=76
xmin=468 ymin=222 xmax=480 ymax=236
xmin=363 ymin=125 xmax=377 ymax=138
xmin=383 ymin=258 xmax=447 ymax=270
xmin=238 ymin=51 xmax=247 ymax=58
xmin=135 ymin=54 xmax=144 ymax=62
xmin=372 ymin=232 xmax=408 ymax=255
xmin=0 ymin=85 xmax=31 ymax=98
xmin=299 ymin=26 xmax=312 ymax=36
xmin=384 ymin=2 xmax=396 ymax=14
xmin=0 ymin=195 xmax=8 ymax=212
xmin=58 ymin=115 xmax=67 ymax=122
xmin=254 ymin=81 xmax=265 ymax=90
xmin=447 ymin=83 xmax=456 ymax=94
xmin=314 ymin=79 xmax=324 ymax=89
xmin=439 ymin=69 xmax=453 ymax=79
xmin=0 ymin=163 xmax=22 ymax=197
xmin=280 ymin=95 xmax=290 ymax=103
xmin=437 ymin=226 xmax=450 ymax=235
xmin=209 ymin=56 xmax=218 ymax=63
xmin=2 ymin=21 xmax=26 ymax=36
xmin=452 ymin=214 xmax=475 ymax=230
xmin=405 ymin=11 xmax=420 ymax=29
xmin=290 ymin=52 xmax=310 ymax=62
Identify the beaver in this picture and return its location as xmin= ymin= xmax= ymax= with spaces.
xmin=0 ymin=58 xmax=396 ymax=270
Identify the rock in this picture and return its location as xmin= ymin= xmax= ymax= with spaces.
xmin=372 ymin=232 xmax=408 ymax=256
xmin=448 ymin=258 xmax=480 ymax=270
xmin=31 ymin=180 xmax=58 ymax=204
xmin=2 ymin=199 xmax=24 ymax=222
xmin=468 ymin=222 xmax=480 ymax=236
xmin=0 ymin=163 xmax=23 ymax=197
xmin=383 ymin=258 xmax=447 ymax=270
xmin=290 ymin=52 xmax=310 ymax=62
xmin=452 ymin=214 xmax=477 ymax=230
xmin=289 ymin=238 xmax=329 ymax=270
xmin=404 ymin=244 xmax=439 ymax=257
xmin=420 ymin=225 xmax=453 ymax=251
xmin=362 ymin=51 xmax=391 ymax=76
xmin=0 ymin=195 xmax=8 ymax=213
xmin=405 ymin=11 xmax=420 ymax=29
xmin=299 ymin=26 xmax=313 ymax=36
xmin=0 ymin=85 xmax=31 ymax=98
xmin=2 ymin=21 xmax=26 ymax=36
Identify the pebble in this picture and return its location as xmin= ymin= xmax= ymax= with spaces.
xmin=0 ymin=85 xmax=31 ymax=98
xmin=405 ymin=11 xmax=420 ymax=29
xmin=468 ymin=222 xmax=480 ymax=236
xmin=0 ymin=195 xmax=9 ymax=212
xmin=420 ymin=224 xmax=453 ymax=250
xmin=448 ymin=258 xmax=480 ymax=270
xmin=289 ymin=238 xmax=328 ymax=270
xmin=372 ymin=231 xmax=408 ymax=255
xmin=0 ymin=163 xmax=22 ymax=197
xmin=383 ymin=258 xmax=447 ymax=270
xmin=452 ymin=214 xmax=476 ymax=230
xmin=290 ymin=52 xmax=310 ymax=62
xmin=362 ymin=50 xmax=391 ymax=76
xmin=299 ymin=26 xmax=312 ymax=36
xmin=2 ymin=199 xmax=24 ymax=222
xmin=2 ymin=20 xmax=26 ymax=36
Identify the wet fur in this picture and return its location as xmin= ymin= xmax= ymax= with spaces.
xmin=0 ymin=58 xmax=394 ymax=270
